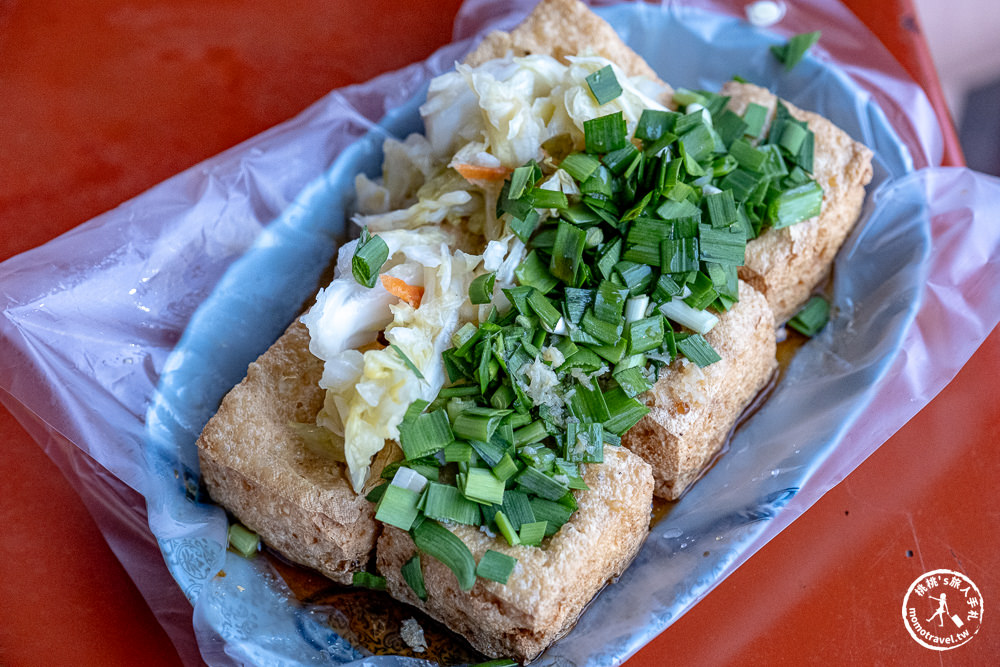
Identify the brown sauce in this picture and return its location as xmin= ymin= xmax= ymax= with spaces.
xmin=266 ymin=550 xmax=485 ymax=664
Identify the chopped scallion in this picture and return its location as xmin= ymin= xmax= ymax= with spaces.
xmin=352 ymin=227 xmax=389 ymax=288
xmin=550 ymin=221 xmax=587 ymax=283
xmin=452 ymin=409 xmax=507 ymax=445
xmin=565 ymin=421 xmax=604 ymax=463
xmin=659 ymin=297 xmax=719 ymax=334
xmin=477 ymin=549 xmax=518 ymax=585
xmin=462 ymin=467 xmax=506 ymax=506
xmin=698 ymin=224 xmax=746 ymax=265
xmin=375 ymin=484 xmax=421 ymax=531
xmin=584 ymin=111 xmax=628 ymax=154
xmin=530 ymin=187 xmax=569 ymax=210
xmin=768 ymin=180 xmax=823 ymax=228
xmin=528 ymin=497 xmax=573 ymax=536
xmin=390 ymin=343 xmax=424 ymax=380
xmin=469 ymin=272 xmax=496 ymax=305
xmin=742 ymin=103 xmax=768 ymax=138
xmin=603 ymin=387 xmax=651 ymax=435
xmin=626 ymin=315 xmax=665 ymax=354
xmin=227 ymin=523 xmax=259 ymax=558
xmin=515 ymin=250 xmax=559 ymax=294
xmin=559 ymin=153 xmax=601 ymax=183
xmin=586 ymin=64 xmax=623 ymax=105
xmin=676 ymin=333 xmax=722 ymax=367
xmin=398 ymin=409 xmax=453 ymax=460
xmin=494 ymin=510 xmax=521 ymax=546
xmin=515 ymin=465 xmax=570 ymax=501
xmin=411 ymin=519 xmax=477 ymax=591
xmin=352 ymin=571 xmax=387 ymax=591
xmin=788 ymin=295 xmax=830 ymax=336
xmin=518 ymin=521 xmax=548 ymax=547
xmin=401 ymin=555 xmax=428 ymax=600
xmin=771 ymin=30 xmax=821 ymax=71
xmin=612 ymin=365 xmax=653 ymax=397
xmin=423 ymin=482 xmax=481 ymax=525
xmin=526 ymin=289 xmax=563 ymax=332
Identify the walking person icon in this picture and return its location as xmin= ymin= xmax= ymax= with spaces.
xmin=927 ymin=593 xmax=950 ymax=627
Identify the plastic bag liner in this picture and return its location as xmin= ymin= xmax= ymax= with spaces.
xmin=1 ymin=1 xmax=999 ymax=665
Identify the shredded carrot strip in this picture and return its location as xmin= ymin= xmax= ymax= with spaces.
xmin=453 ymin=163 xmax=512 ymax=182
xmin=380 ymin=274 xmax=424 ymax=308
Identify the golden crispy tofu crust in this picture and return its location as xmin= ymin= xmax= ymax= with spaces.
xmin=624 ymin=281 xmax=777 ymax=499
xmin=376 ymin=447 xmax=653 ymax=662
xmin=465 ymin=0 xmax=666 ymax=87
xmin=197 ymin=321 xmax=377 ymax=584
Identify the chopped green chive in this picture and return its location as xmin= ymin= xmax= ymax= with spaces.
xmin=584 ymin=111 xmax=628 ymax=153
xmin=470 ymin=272 xmax=496 ymax=305
xmin=612 ymin=365 xmax=653 ymax=397
xmin=565 ymin=421 xmax=604 ymax=463
xmin=586 ymin=64 xmax=623 ymax=105
xmin=516 ymin=465 xmax=570 ymax=501
xmin=515 ymin=250 xmax=559 ymax=294
xmin=352 ymin=227 xmax=389 ymax=288
xmin=365 ymin=482 xmax=388 ymax=504
xmin=742 ymin=103 xmax=768 ymax=138
xmin=509 ymin=162 xmax=539 ymax=199
xmin=491 ymin=452 xmax=520 ymax=482
xmin=581 ymin=309 xmax=623 ymax=345
xmin=526 ymin=289 xmax=563 ymax=332
xmin=443 ymin=440 xmax=474 ymax=463
xmin=676 ymin=333 xmax=722 ymax=367
xmin=635 ymin=109 xmax=679 ymax=142
xmin=452 ymin=408 xmax=507 ymax=443
xmin=531 ymin=187 xmax=569 ymax=210
xmin=412 ymin=519 xmax=477 ymax=591
xmin=390 ymin=343 xmax=424 ymax=380
xmin=705 ymin=190 xmax=738 ymax=228
xmin=528 ymin=497 xmax=573 ymax=536
xmin=698 ymin=224 xmax=746 ymax=266
xmin=462 ymin=467 xmax=506 ymax=506
xmin=401 ymin=555 xmax=428 ymax=600
xmin=603 ymin=387 xmax=651 ymax=435
xmin=352 ymin=571 xmax=387 ymax=591
xmin=771 ymin=31 xmax=821 ymax=71
xmin=227 ymin=523 xmax=259 ymax=558
xmin=398 ymin=408 xmax=453 ymax=460
xmin=423 ymin=482 xmax=481 ymax=525
xmin=375 ymin=484 xmax=421 ymax=531
xmin=660 ymin=237 xmax=700 ymax=274
xmin=513 ymin=420 xmax=549 ymax=447
xmin=788 ymin=295 xmax=830 ymax=336
xmin=494 ymin=510 xmax=521 ymax=547
xmin=626 ymin=315 xmax=664 ymax=354
xmin=768 ymin=180 xmax=823 ymax=228
xmin=518 ymin=521 xmax=548 ymax=546
xmin=594 ymin=280 xmax=629 ymax=323
xmin=549 ymin=221 xmax=587 ymax=284
xmin=559 ymin=153 xmax=601 ymax=183
xmin=476 ymin=549 xmax=518 ymax=584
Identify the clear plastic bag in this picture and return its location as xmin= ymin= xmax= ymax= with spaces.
xmin=2 ymin=1 xmax=999 ymax=665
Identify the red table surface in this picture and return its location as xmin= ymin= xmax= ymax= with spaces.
xmin=0 ymin=1 xmax=994 ymax=665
